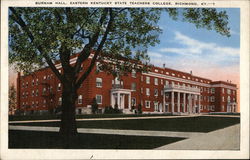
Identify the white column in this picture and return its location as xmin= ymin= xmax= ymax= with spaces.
xmin=189 ymin=94 xmax=192 ymax=113
xmin=163 ymin=92 xmax=166 ymax=113
xmin=177 ymin=92 xmax=180 ymax=112
xmin=121 ymin=94 xmax=125 ymax=109
xmin=198 ymin=95 xmax=201 ymax=113
xmin=117 ymin=92 xmax=120 ymax=109
xmin=128 ymin=93 xmax=131 ymax=110
xmin=183 ymin=93 xmax=186 ymax=113
xmin=171 ymin=92 xmax=174 ymax=113
xmin=110 ymin=92 xmax=113 ymax=107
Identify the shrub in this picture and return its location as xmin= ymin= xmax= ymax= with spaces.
xmin=138 ymin=104 xmax=142 ymax=114
xmin=91 ymin=98 xmax=99 ymax=114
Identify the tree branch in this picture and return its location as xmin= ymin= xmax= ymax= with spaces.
xmin=9 ymin=7 xmax=64 ymax=82
xmin=73 ymin=8 xmax=109 ymax=76
xmin=76 ymin=8 xmax=114 ymax=89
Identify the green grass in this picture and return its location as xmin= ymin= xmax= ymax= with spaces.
xmin=9 ymin=130 xmax=185 ymax=149
xmin=10 ymin=116 xmax=240 ymax=133
xmin=9 ymin=113 xmax=172 ymax=121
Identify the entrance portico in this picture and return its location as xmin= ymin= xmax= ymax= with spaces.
xmin=111 ymin=88 xmax=132 ymax=110
xmin=163 ymin=84 xmax=201 ymax=114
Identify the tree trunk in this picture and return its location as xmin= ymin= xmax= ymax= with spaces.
xmin=59 ymin=82 xmax=78 ymax=148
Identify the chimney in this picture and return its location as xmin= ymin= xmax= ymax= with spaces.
xmin=190 ymin=70 xmax=192 ymax=75
xmin=163 ymin=63 xmax=165 ymax=68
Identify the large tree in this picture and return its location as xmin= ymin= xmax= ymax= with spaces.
xmin=9 ymin=7 xmax=230 ymax=147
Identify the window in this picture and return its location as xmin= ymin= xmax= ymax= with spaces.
xmin=227 ymin=89 xmax=231 ymax=94
xmin=42 ymin=88 xmax=46 ymax=95
xmin=210 ymin=96 xmax=215 ymax=102
xmin=200 ymin=87 xmax=203 ymax=92
xmin=96 ymin=95 xmax=102 ymax=104
xmin=141 ymin=88 xmax=143 ymax=94
xmin=200 ymin=105 xmax=203 ymax=110
xmin=211 ymin=88 xmax=215 ymax=94
xmin=22 ymin=82 xmax=25 ymax=88
xmin=58 ymin=83 xmax=61 ymax=91
xmin=43 ymin=99 xmax=46 ymax=104
xmin=222 ymin=88 xmax=224 ymax=94
xmin=146 ymin=76 xmax=150 ymax=84
xmin=233 ymin=98 xmax=236 ymax=102
xmin=43 ymin=75 xmax=46 ymax=80
xmin=26 ymin=82 xmax=28 ymax=88
xmin=50 ymin=86 xmax=53 ymax=93
xmin=78 ymin=95 xmax=82 ymax=104
xmin=165 ymin=80 xmax=169 ymax=86
xmin=154 ymin=102 xmax=159 ymax=111
xmin=145 ymin=101 xmax=151 ymax=108
xmin=36 ymin=89 xmax=39 ymax=96
xmin=131 ymin=82 xmax=136 ymax=91
xmin=161 ymin=79 xmax=163 ymax=85
xmin=207 ymin=96 xmax=210 ymax=102
xmin=141 ymin=76 xmax=143 ymax=82
xmin=58 ymin=97 xmax=62 ymax=105
xmin=227 ymin=96 xmax=231 ymax=102
xmin=172 ymin=73 xmax=175 ymax=76
xmin=155 ymin=69 xmax=158 ymax=72
xmin=166 ymin=72 xmax=169 ymax=75
xmin=233 ymin=90 xmax=235 ymax=95
xmin=154 ymin=89 xmax=158 ymax=96
xmin=131 ymin=98 xmax=136 ymax=106
xmin=96 ymin=78 xmax=102 ymax=87
xmin=32 ymin=90 xmax=34 ymax=97
xmin=222 ymin=96 xmax=225 ymax=102
xmin=96 ymin=62 xmax=102 ymax=72
xmin=36 ymin=78 xmax=39 ymax=85
xmin=221 ymin=105 xmax=224 ymax=111
xmin=32 ymin=80 xmax=34 ymax=86
xmin=146 ymin=88 xmax=150 ymax=96
xmin=154 ymin=78 xmax=158 ymax=85
xmin=211 ymin=105 xmax=215 ymax=111
xmin=131 ymin=69 xmax=136 ymax=78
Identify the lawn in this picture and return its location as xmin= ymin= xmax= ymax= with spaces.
xmin=9 ymin=130 xmax=185 ymax=149
xmin=10 ymin=116 xmax=240 ymax=133
xmin=9 ymin=113 xmax=172 ymax=121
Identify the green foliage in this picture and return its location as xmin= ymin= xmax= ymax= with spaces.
xmin=9 ymin=8 xmax=230 ymax=77
xmin=104 ymin=105 xmax=122 ymax=114
xmin=9 ymin=84 xmax=16 ymax=115
xmin=137 ymin=104 xmax=142 ymax=114
xmin=91 ymin=98 xmax=98 ymax=114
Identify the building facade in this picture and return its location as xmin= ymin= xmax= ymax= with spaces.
xmin=16 ymin=56 xmax=238 ymax=115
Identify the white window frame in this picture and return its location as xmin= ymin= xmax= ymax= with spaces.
xmin=131 ymin=82 xmax=136 ymax=91
xmin=96 ymin=78 xmax=102 ymax=88
xmin=154 ymin=89 xmax=158 ymax=97
xmin=131 ymin=97 xmax=136 ymax=106
xmin=146 ymin=76 xmax=150 ymax=84
xmin=78 ymin=95 xmax=83 ymax=104
xmin=131 ymin=69 xmax=136 ymax=78
xmin=154 ymin=78 xmax=158 ymax=85
xmin=96 ymin=95 xmax=102 ymax=104
xmin=145 ymin=101 xmax=151 ymax=108
xmin=58 ymin=83 xmax=61 ymax=91
xmin=146 ymin=88 xmax=150 ymax=96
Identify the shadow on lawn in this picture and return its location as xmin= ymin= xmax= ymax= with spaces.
xmin=9 ymin=130 xmax=185 ymax=149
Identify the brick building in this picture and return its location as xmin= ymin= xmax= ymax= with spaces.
xmin=16 ymin=56 xmax=238 ymax=115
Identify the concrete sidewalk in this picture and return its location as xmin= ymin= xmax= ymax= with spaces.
xmin=156 ymin=123 xmax=240 ymax=150
xmin=9 ymin=125 xmax=204 ymax=138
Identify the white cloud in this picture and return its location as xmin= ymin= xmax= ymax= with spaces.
xmin=148 ymin=31 xmax=239 ymax=84
xmin=160 ymin=31 xmax=239 ymax=57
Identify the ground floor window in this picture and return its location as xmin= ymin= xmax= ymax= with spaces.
xmin=96 ymin=95 xmax=102 ymax=104
xmin=145 ymin=101 xmax=150 ymax=108
xmin=78 ymin=95 xmax=82 ymax=104
xmin=131 ymin=97 xmax=136 ymax=107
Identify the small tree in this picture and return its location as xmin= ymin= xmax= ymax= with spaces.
xmin=138 ymin=104 xmax=142 ymax=114
xmin=91 ymin=98 xmax=98 ymax=114
xmin=9 ymin=84 xmax=16 ymax=115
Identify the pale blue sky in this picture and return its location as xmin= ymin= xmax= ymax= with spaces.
xmin=147 ymin=8 xmax=240 ymax=84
